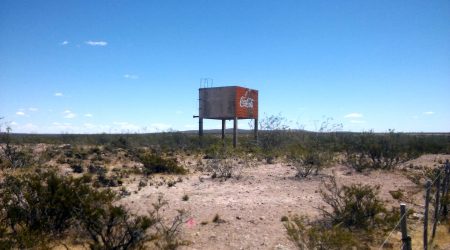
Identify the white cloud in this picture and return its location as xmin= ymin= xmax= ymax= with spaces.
xmin=29 ymin=107 xmax=38 ymax=112
xmin=423 ymin=111 xmax=434 ymax=115
xmin=10 ymin=121 xmax=18 ymax=126
xmin=16 ymin=111 xmax=26 ymax=116
xmin=85 ymin=40 xmax=108 ymax=46
xmin=63 ymin=110 xmax=76 ymax=119
xmin=123 ymin=74 xmax=139 ymax=79
xmin=350 ymin=120 xmax=366 ymax=124
xmin=84 ymin=113 xmax=93 ymax=117
xmin=61 ymin=40 xmax=69 ymax=45
xmin=54 ymin=92 xmax=63 ymax=97
xmin=344 ymin=113 xmax=363 ymax=118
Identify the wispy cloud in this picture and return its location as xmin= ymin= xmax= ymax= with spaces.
xmin=84 ymin=113 xmax=93 ymax=117
xmin=63 ymin=110 xmax=76 ymax=119
xmin=54 ymin=92 xmax=63 ymax=97
xmin=61 ymin=40 xmax=69 ymax=45
xmin=123 ymin=74 xmax=139 ymax=79
xmin=28 ymin=107 xmax=38 ymax=112
xmin=423 ymin=111 xmax=434 ymax=115
xmin=16 ymin=111 xmax=26 ymax=116
xmin=85 ymin=40 xmax=108 ymax=46
xmin=344 ymin=113 xmax=363 ymax=118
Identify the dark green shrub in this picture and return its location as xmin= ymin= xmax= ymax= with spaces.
xmin=70 ymin=163 xmax=84 ymax=173
xmin=89 ymin=164 xmax=107 ymax=175
xmin=0 ymin=170 xmax=189 ymax=249
xmin=139 ymin=153 xmax=187 ymax=175
xmin=0 ymin=170 xmax=116 ymax=248
xmin=283 ymin=215 xmax=362 ymax=250
xmin=319 ymin=176 xmax=386 ymax=229
xmin=78 ymin=203 xmax=155 ymax=250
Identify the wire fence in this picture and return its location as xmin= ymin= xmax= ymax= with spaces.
xmin=377 ymin=162 xmax=449 ymax=250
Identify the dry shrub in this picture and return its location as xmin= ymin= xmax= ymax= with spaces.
xmin=0 ymin=170 xmax=189 ymax=249
xmin=283 ymin=215 xmax=362 ymax=250
xmin=139 ymin=153 xmax=187 ymax=175
xmin=318 ymin=175 xmax=386 ymax=229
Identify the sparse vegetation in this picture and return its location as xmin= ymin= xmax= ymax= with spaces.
xmin=139 ymin=153 xmax=187 ymax=175
xmin=344 ymin=131 xmax=418 ymax=171
xmin=0 ymin=170 xmax=188 ymax=249
xmin=389 ymin=189 xmax=405 ymax=200
xmin=1 ymin=118 xmax=449 ymax=249
xmin=318 ymin=175 xmax=386 ymax=229
xmin=283 ymin=215 xmax=361 ymax=250
xmin=204 ymin=146 xmax=243 ymax=179
xmin=0 ymin=127 xmax=31 ymax=169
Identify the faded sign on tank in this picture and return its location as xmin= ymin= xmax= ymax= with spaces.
xmin=235 ymin=87 xmax=258 ymax=119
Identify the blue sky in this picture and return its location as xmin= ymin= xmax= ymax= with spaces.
xmin=1 ymin=0 xmax=449 ymax=133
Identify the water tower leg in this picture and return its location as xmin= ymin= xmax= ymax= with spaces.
xmin=199 ymin=117 xmax=203 ymax=137
xmin=221 ymin=119 xmax=226 ymax=141
xmin=254 ymin=118 xmax=258 ymax=142
xmin=233 ymin=117 xmax=238 ymax=147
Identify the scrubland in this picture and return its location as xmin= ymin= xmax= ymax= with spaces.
xmin=1 ymin=123 xmax=450 ymax=249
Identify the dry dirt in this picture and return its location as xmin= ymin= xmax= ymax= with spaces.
xmin=115 ymin=154 xmax=450 ymax=250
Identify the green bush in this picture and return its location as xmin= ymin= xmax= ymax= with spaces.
xmin=283 ymin=215 xmax=362 ymax=250
xmin=0 ymin=170 xmax=116 ymax=248
xmin=139 ymin=153 xmax=187 ymax=175
xmin=0 ymin=170 xmax=188 ymax=249
xmin=319 ymin=176 xmax=386 ymax=229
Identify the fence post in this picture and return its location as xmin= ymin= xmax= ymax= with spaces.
xmin=424 ymin=180 xmax=431 ymax=250
xmin=400 ymin=203 xmax=412 ymax=250
xmin=441 ymin=160 xmax=450 ymax=218
xmin=431 ymin=174 xmax=441 ymax=240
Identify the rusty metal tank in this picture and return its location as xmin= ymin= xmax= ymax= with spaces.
xmin=199 ymin=86 xmax=258 ymax=119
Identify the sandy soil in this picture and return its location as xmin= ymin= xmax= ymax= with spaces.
xmin=117 ymin=154 xmax=450 ymax=250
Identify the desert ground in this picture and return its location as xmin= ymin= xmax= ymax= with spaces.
xmin=114 ymin=154 xmax=450 ymax=250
